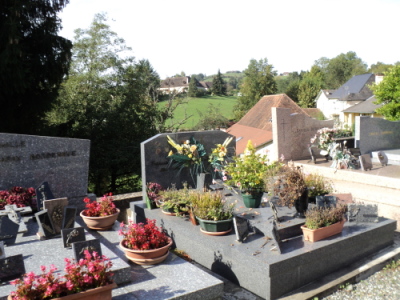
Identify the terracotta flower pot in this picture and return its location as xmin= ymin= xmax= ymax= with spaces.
xmin=8 ymin=282 xmax=117 ymax=300
xmin=80 ymin=209 xmax=120 ymax=230
xmin=301 ymin=219 xmax=345 ymax=242
xmin=120 ymin=237 xmax=173 ymax=265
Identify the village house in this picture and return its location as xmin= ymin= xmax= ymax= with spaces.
xmin=159 ymin=76 xmax=208 ymax=94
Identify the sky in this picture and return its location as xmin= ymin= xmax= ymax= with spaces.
xmin=59 ymin=0 xmax=400 ymax=79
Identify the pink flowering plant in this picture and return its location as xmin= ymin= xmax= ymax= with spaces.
xmin=82 ymin=193 xmax=117 ymax=217
xmin=9 ymin=250 xmax=113 ymax=300
xmin=0 ymin=186 xmax=36 ymax=210
xmin=119 ymin=218 xmax=170 ymax=250
xmin=146 ymin=182 xmax=163 ymax=203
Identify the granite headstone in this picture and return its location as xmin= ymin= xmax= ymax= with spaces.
xmin=35 ymin=210 xmax=57 ymax=238
xmin=0 ymin=254 xmax=25 ymax=282
xmin=62 ymin=206 xmax=77 ymax=229
xmin=43 ymin=198 xmax=68 ymax=234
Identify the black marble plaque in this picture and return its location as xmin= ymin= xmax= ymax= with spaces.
xmin=0 ymin=254 xmax=25 ymax=282
xmin=0 ymin=242 xmax=5 ymax=259
xmin=233 ymin=216 xmax=250 ymax=242
xmin=35 ymin=181 xmax=55 ymax=211
xmin=61 ymin=227 xmax=85 ymax=248
xmin=62 ymin=206 xmax=77 ymax=229
xmin=0 ymin=216 xmax=19 ymax=245
xmin=316 ymin=196 xmax=337 ymax=208
xmin=35 ymin=210 xmax=57 ymax=238
xmin=348 ymin=204 xmax=379 ymax=223
xmin=72 ymin=239 xmax=102 ymax=261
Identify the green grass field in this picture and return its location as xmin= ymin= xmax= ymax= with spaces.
xmin=160 ymin=95 xmax=237 ymax=130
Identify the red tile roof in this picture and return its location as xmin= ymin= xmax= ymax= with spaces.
xmin=226 ymin=124 xmax=272 ymax=154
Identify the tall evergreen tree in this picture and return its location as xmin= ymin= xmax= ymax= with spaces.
xmin=0 ymin=0 xmax=72 ymax=134
xmin=211 ymin=70 xmax=226 ymax=96
xmin=188 ymin=76 xmax=199 ymax=97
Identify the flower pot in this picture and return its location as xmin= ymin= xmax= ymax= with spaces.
xmin=301 ymin=219 xmax=345 ymax=242
xmin=8 ymin=282 xmax=117 ymax=300
xmin=189 ymin=209 xmax=198 ymax=225
xmin=120 ymin=237 xmax=173 ymax=265
xmin=241 ymin=190 xmax=263 ymax=208
xmin=161 ymin=206 xmax=176 ymax=216
xmin=80 ymin=209 xmax=120 ymax=230
xmin=196 ymin=217 xmax=232 ymax=235
xmin=294 ymin=189 xmax=308 ymax=218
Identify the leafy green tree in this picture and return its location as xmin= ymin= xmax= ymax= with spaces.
xmin=188 ymin=76 xmax=200 ymax=97
xmin=193 ymin=104 xmax=229 ymax=130
xmin=370 ymin=65 xmax=400 ymax=121
xmin=211 ymin=70 xmax=227 ymax=96
xmin=47 ymin=13 xmax=164 ymax=195
xmin=298 ymin=66 xmax=325 ymax=108
xmin=276 ymin=72 xmax=303 ymax=102
xmin=0 ymin=0 xmax=72 ymax=134
xmin=234 ymin=58 xmax=277 ymax=120
xmin=368 ymin=62 xmax=395 ymax=74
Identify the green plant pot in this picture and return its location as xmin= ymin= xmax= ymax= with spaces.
xmin=145 ymin=196 xmax=157 ymax=210
xmin=242 ymin=191 xmax=263 ymax=208
xmin=196 ymin=217 xmax=232 ymax=233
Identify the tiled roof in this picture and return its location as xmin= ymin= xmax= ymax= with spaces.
xmin=237 ymin=94 xmax=310 ymax=131
xmin=302 ymin=108 xmax=323 ymax=119
xmin=226 ymin=124 xmax=272 ymax=154
xmin=329 ymin=73 xmax=375 ymax=101
xmin=342 ymin=95 xmax=383 ymax=114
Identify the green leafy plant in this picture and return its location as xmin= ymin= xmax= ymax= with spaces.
xmin=304 ymin=205 xmax=348 ymax=230
xmin=189 ymin=190 xmax=234 ymax=221
xmin=225 ymin=140 xmax=276 ymax=192
xmin=304 ymin=173 xmax=333 ymax=198
xmin=158 ymin=184 xmax=191 ymax=215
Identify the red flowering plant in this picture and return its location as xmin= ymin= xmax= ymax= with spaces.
xmin=81 ymin=193 xmax=117 ymax=217
xmin=146 ymin=182 xmax=163 ymax=204
xmin=9 ymin=250 xmax=114 ymax=300
xmin=0 ymin=186 xmax=36 ymax=210
xmin=119 ymin=218 xmax=170 ymax=250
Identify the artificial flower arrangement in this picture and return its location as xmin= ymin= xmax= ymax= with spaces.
xmin=225 ymin=140 xmax=276 ymax=193
xmin=9 ymin=250 xmax=114 ymax=300
xmin=81 ymin=194 xmax=118 ymax=217
xmin=119 ymin=218 xmax=170 ymax=250
xmin=146 ymin=182 xmax=163 ymax=208
xmin=0 ymin=186 xmax=36 ymax=210
xmin=166 ymin=135 xmax=207 ymax=186
xmin=310 ymin=127 xmax=353 ymax=153
xmin=208 ymin=137 xmax=233 ymax=182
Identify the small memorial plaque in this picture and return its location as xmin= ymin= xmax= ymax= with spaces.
xmin=348 ymin=204 xmax=379 ymax=223
xmin=62 ymin=227 xmax=85 ymax=248
xmin=35 ymin=181 xmax=55 ymax=211
xmin=233 ymin=216 xmax=250 ymax=242
xmin=0 ymin=254 xmax=25 ymax=282
xmin=44 ymin=198 xmax=69 ymax=234
xmin=0 ymin=241 xmax=5 ymax=259
xmin=0 ymin=216 xmax=19 ymax=245
xmin=62 ymin=206 xmax=77 ymax=229
xmin=316 ymin=196 xmax=337 ymax=208
xmin=35 ymin=210 xmax=57 ymax=239
xmin=72 ymin=239 xmax=102 ymax=261
xmin=360 ymin=154 xmax=373 ymax=171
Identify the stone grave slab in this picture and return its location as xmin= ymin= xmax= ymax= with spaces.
xmin=35 ymin=210 xmax=57 ymax=238
xmin=62 ymin=206 xmax=77 ymax=229
xmin=360 ymin=154 xmax=373 ymax=171
xmin=0 ymin=242 xmax=4 ymax=259
xmin=0 ymin=254 xmax=25 ymax=283
xmin=0 ymin=216 xmax=19 ymax=245
xmin=61 ymin=227 xmax=85 ymax=248
xmin=72 ymin=239 xmax=102 ymax=261
xmin=35 ymin=181 xmax=55 ymax=211
xmin=348 ymin=204 xmax=379 ymax=223
xmin=43 ymin=198 xmax=68 ymax=234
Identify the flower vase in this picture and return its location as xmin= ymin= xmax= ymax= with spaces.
xmin=80 ymin=209 xmax=120 ymax=230
xmin=120 ymin=238 xmax=173 ymax=265
xmin=294 ymin=189 xmax=308 ymax=218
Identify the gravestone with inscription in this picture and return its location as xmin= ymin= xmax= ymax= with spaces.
xmin=348 ymin=204 xmax=379 ymax=223
xmin=0 ymin=254 xmax=25 ymax=282
xmin=43 ymin=198 xmax=68 ymax=234
xmin=36 ymin=182 xmax=55 ymax=211
xmin=62 ymin=206 xmax=77 ymax=229
xmin=35 ymin=210 xmax=57 ymax=239
xmin=62 ymin=227 xmax=85 ymax=248
xmin=72 ymin=239 xmax=102 ymax=261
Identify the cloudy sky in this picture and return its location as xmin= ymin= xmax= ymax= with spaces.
xmin=59 ymin=0 xmax=400 ymax=79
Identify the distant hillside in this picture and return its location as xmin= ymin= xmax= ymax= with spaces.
xmin=203 ymin=71 xmax=244 ymax=82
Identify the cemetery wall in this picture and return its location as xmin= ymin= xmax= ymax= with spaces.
xmin=141 ymin=131 xmax=235 ymax=194
xmin=355 ymin=116 xmax=400 ymax=154
xmin=272 ymin=108 xmax=334 ymax=161
xmin=0 ymin=133 xmax=90 ymax=199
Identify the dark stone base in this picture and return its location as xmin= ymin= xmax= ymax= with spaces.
xmin=133 ymin=202 xmax=396 ymax=300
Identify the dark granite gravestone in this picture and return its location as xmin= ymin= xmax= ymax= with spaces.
xmin=0 ymin=216 xmax=19 ymax=245
xmin=377 ymin=151 xmax=388 ymax=166
xmin=233 ymin=216 xmax=251 ymax=242
xmin=360 ymin=154 xmax=373 ymax=171
xmin=61 ymin=227 xmax=85 ymax=248
xmin=43 ymin=198 xmax=68 ymax=234
xmin=316 ymin=195 xmax=337 ymax=208
xmin=62 ymin=206 xmax=77 ymax=229
xmin=72 ymin=239 xmax=102 ymax=261
xmin=35 ymin=181 xmax=55 ymax=211
xmin=35 ymin=210 xmax=57 ymax=238
xmin=0 ymin=254 xmax=25 ymax=282
xmin=0 ymin=242 xmax=4 ymax=259
xmin=348 ymin=204 xmax=379 ymax=223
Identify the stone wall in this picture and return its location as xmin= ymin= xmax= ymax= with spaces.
xmin=355 ymin=116 xmax=400 ymax=154
xmin=272 ymin=107 xmax=334 ymax=161
xmin=0 ymin=133 xmax=90 ymax=199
